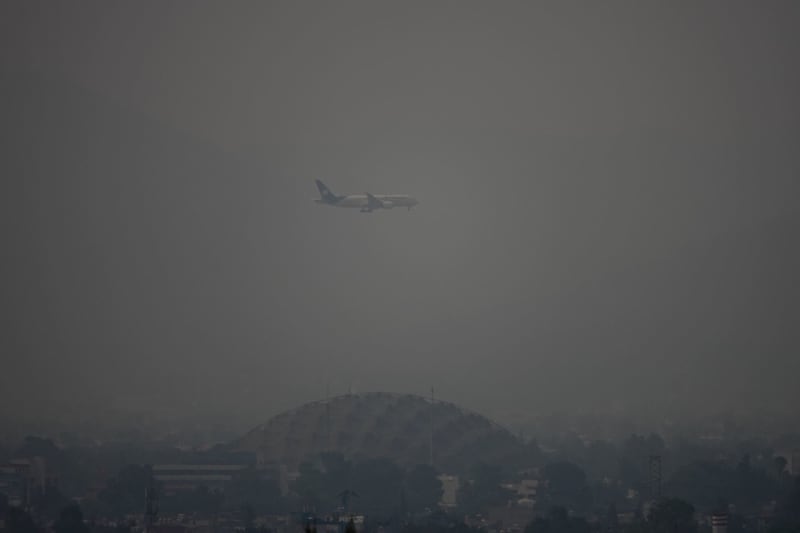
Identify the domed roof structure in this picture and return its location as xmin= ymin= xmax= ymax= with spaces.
xmin=234 ymin=392 xmax=528 ymax=473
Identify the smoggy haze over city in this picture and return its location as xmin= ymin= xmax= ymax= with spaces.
xmin=1 ymin=2 xmax=798 ymax=429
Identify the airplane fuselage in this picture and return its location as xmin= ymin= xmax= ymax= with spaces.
xmin=315 ymin=194 xmax=417 ymax=209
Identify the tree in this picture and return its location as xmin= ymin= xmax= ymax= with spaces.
xmin=619 ymin=434 xmax=665 ymax=490
xmin=771 ymin=476 xmax=800 ymax=532
xmin=404 ymin=464 xmax=443 ymax=515
xmin=350 ymin=458 xmax=405 ymax=522
xmin=544 ymin=461 xmax=590 ymax=513
xmin=665 ymin=461 xmax=732 ymax=510
xmin=524 ymin=506 xmax=590 ymax=533
xmin=295 ymin=460 xmax=328 ymax=510
xmin=160 ymin=485 xmax=224 ymax=515
xmin=15 ymin=436 xmax=61 ymax=460
xmin=458 ymin=462 xmax=512 ymax=515
xmin=294 ymin=453 xmax=354 ymax=512
xmin=320 ymin=452 xmax=351 ymax=481
xmin=605 ymin=502 xmax=619 ymax=533
xmin=54 ymin=504 xmax=90 ymax=533
xmin=774 ymin=456 xmax=788 ymax=478
xmin=241 ymin=503 xmax=255 ymax=530
xmin=646 ymin=498 xmax=696 ymax=533
xmin=99 ymin=464 xmax=154 ymax=517
xmin=584 ymin=440 xmax=620 ymax=481
xmin=225 ymin=467 xmax=282 ymax=514
xmin=5 ymin=506 xmax=39 ymax=533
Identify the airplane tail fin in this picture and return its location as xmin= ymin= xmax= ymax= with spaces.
xmin=315 ymin=180 xmax=341 ymax=203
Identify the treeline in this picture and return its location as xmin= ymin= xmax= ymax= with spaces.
xmin=4 ymin=431 xmax=800 ymax=532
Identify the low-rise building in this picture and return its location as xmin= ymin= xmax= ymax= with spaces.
xmin=153 ymin=465 xmax=247 ymax=495
xmin=0 ymin=457 xmax=52 ymax=508
xmin=437 ymin=474 xmax=459 ymax=508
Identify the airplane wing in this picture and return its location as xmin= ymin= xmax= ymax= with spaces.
xmin=365 ymin=192 xmax=384 ymax=210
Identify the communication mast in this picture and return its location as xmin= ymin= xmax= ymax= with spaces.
xmin=143 ymin=476 xmax=158 ymax=533
xmin=429 ymin=387 xmax=435 ymax=467
xmin=325 ymin=383 xmax=331 ymax=452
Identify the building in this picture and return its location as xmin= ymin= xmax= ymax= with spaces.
xmin=437 ymin=474 xmax=459 ymax=508
xmin=515 ymin=479 xmax=539 ymax=508
xmin=0 ymin=464 xmax=25 ymax=507
xmin=152 ymin=465 xmax=247 ymax=495
xmin=0 ymin=457 xmax=51 ymax=508
xmin=711 ymin=512 xmax=728 ymax=533
xmin=255 ymin=455 xmax=291 ymax=496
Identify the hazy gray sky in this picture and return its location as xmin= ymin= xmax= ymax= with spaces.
xmin=1 ymin=2 xmax=798 ymax=427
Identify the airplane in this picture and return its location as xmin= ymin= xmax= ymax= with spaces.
xmin=313 ymin=179 xmax=418 ymax=212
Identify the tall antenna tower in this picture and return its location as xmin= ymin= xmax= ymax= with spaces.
xmin=143 ymin=476 xmax=158 ymax=533
xmin=429 ymin=387 xmax=434 ymax=467
xmin=325 ymin=383 xmax=331 ymax=452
